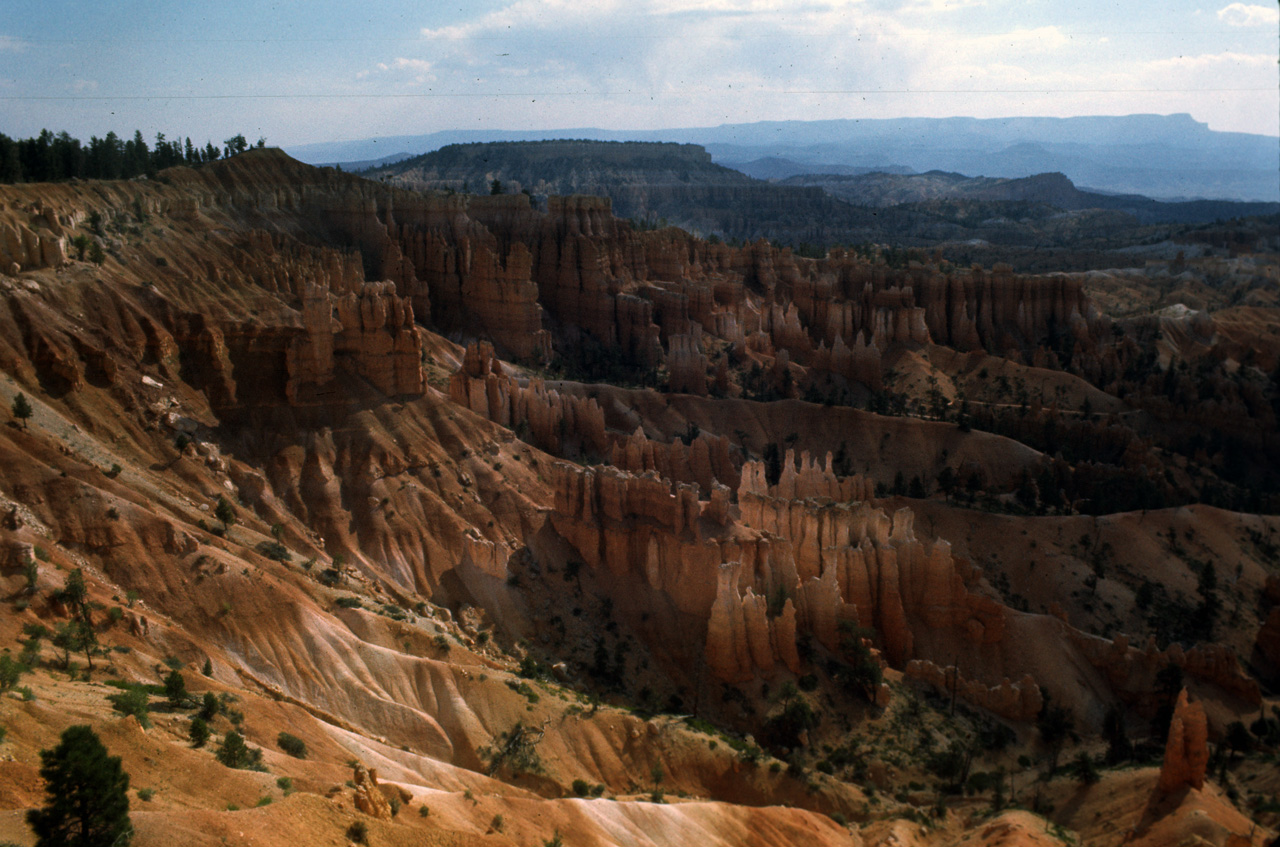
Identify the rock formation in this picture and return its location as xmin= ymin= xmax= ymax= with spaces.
xmin=448 ymin=342 xmax=607 ymax=457
xmin=705 ymin=561 xmax=804 ymax=681
xmin=546 ymin=443 xmax=1029 ymax=707
xmin=665 ymin=332 xmax=708 ymax=395
xmin=1157 ymin=689 xmax=1210 ymax=793
xmin=1067 ymin=629 xmax=1261 ymax=710
xmin=351 ymin=763 xmax=394 ymax=819
xmin=284 ymin=280 xmax=424 ymax=402
xmin=608 ymin=426 xmax=739 ymax=495
xmin=904 ymin=660 xmax=1043 ymax=723
xmin=367 ymin=165 xmax=1111 ymax=400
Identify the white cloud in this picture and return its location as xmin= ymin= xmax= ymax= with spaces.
xmin=352 ymin=1 xmax=1278 ymax=136
xmin=1216 ymin=3 xmax=1280 ymax=26
xmin=1143 ymin=50 xmax=1276 ymax=74
xmin=388 ymin=58 xmax=435 ymax=73
xmin=366 ymin=57 xmax=437 ymax=84
xmin=902 ymin=0 xmax=988 ymax=11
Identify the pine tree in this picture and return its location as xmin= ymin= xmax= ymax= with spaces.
xmin=51 ymin=569 xmax=98 ymax=671
xmin=214 ymin=495 xmax=235 ymax=531
xmin=163 ymin=670 xmax=187 ymax=708
xmin=12 ymin=392 xmax=33 ymax=428
xmin=188 ymin=717 xmax=210 ymax=748
xmin=214 ymin=730 xmax=262 ymax=770
xmin=222 ymin=134 xmax=248 ymax=158
xmin=27 ymin=725 xmax=133 ymax=847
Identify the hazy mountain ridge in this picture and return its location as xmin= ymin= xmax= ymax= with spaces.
xmin=382 ymin=139 xmax=756 ymax=190
xmin=369 ymin=139 xmax=870 ymax=244
xmin=290 ymin=114 xmax=1280 ymax=202
xmin=367 ymin=140 xmax=1278 ymax=260
xmin=782 ymin=170 xmax=1280 ymax=225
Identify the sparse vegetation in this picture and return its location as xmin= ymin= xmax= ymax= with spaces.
xmin=479 ymin=721 xmax=545 ymax=778
xmin=214 ymin=731 xmax=264 ymax=771
xmin=277 ymin=732 xmax=307 ymax=759
xmin=107 ymin=686 xmax=151 ymax=728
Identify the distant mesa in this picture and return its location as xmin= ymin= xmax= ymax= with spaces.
xmin=291 ymin=113 xmax=1280 ymax=203
xmin=359 ymin=138 xmax=1279 ymax=252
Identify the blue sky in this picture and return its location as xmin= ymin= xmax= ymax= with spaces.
xmin=2 ymin=0 xmax=1276 ymax=147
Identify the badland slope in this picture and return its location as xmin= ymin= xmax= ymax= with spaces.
xmin=0 ymin=148 xmax=1276 ymax=847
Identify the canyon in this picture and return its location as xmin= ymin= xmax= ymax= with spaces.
xmin=0 ymin=147 xmax=1276 ymax=847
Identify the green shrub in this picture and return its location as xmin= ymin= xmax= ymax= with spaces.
xmin=189 ymin=717 xmax=210 ymax=748
xmin=506 ymin=679 xmax=540 ymax=704
xmin=256 ymin=541 xmax=291 ymax=562
xmin=0 ymin=654 xmax=23 ymax=691
xmin=198 ymin=691 xmax=220 ymax=721
xmin=107 ymin=685 xmax=151 ymax=728
xmin=346 ymin=821 xmax=368 ymax=844
xmin=335 ymin=596 xmax=362 ymax=609
xmin=277 ymin=732 xmax=307 ymax=759
xmin=163 ymin=670 xmax=188 ymax=708
xmin=572 ymin=778 xmax=591 ymax=797
xmin=478 ymin=722 xmax=544 ymax=777
xmin=276 ymin=776 xmax=293 ymax=793
xmin=215 ymin=731 xmax=263 ymax=770
xmin=137 ymin=787 xmax=155 ymax=801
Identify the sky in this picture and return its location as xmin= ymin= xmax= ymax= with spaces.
xmin=2 ymin=0 xmax=1277 ymax=148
